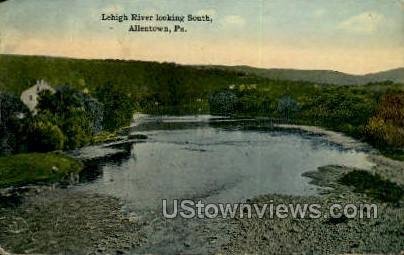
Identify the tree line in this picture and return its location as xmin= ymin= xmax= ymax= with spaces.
xmin=0 ymin=84 xmax=135 ymax=155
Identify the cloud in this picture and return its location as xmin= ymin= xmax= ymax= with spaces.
xmin=337 ymin=11 xmax=385 ymax=34
xmin=222 ymin=15 xmax=246 ymax=27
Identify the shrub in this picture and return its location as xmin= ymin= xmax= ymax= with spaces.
xmin=0 ymin=91 xmax=29 ymax=155
xmin=62 ymin=108 xmax=92 ymax=149
xmin=27 ymin=120 xmax=65 ymax=152
xmin=209 ymin=90 xmax=238 ymax=116
xmin=277 ymin=96 xmax=300 ymax=120
xmin=38 ymin=85 xmax=104 ymax=135
xmin=95 ymin=83 xmax=135 ymax=131
xmin=366 ymin=93 xmax=404 ymax=147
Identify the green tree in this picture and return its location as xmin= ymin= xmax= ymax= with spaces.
xmin=95 ymin=83 xmax=135 ymax=131
xmin=277 ymin=96 xmax=300 ymax=121
xmin=26 ymin=118 xmax=65 ymax=152
xmin=0 ymin=91 xmax=29 ymax=155
xmin=62 ymin=109 xmax=92 ymax=149
xmin=36 ymin=85 xmax=103 ymax=150
xmin=209 ymin=90 xmax=238 ymax=116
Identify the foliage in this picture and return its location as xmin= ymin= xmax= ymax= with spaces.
xmin=92 ymin=131 xmax=119 ymax=145
xmin=208 ymin=90 xmax=238 ymax=116
xmin=277 ymin=96 xmax=300 ymax=120
xmin=36 ymin=86 xmax=104 ymax=150
xmin=0 ymin=91 xmax=29 ymax=155
xmin=62 ymin=108 xmax=93 ymax=149
xmin=26 ymin=116 xmax=65 ymax=152
xmin=233 ymin=90 xmax=272 ymax=116
xmin=95 ymin=83 xmax=136 ymax=131
xmin=0 ymin=153 xmax=82 ymax=188
xmin=0 ymin=55 xmax=262 ymax=114
xmin=366 ymin=92 xmax=404 ymax=147
xmin=38 ymin=85 xmax=104 ymax=134
xmin=1 ymin=54 xmax=404 ymax=156
xmin=83 ymin=95 xmax=104 ymax=134
xmin=300 ymin=89 xmax=377 ymax=130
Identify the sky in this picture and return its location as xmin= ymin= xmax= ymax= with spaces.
xmin=0 ymin=0 xmax=403 ymax=74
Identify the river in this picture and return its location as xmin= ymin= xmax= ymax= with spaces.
xmin=76 ymin=115 xmax=373 ymax=213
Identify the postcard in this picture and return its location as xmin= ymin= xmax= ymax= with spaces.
xmin=0 ymin=1 xmax=403 ymax=254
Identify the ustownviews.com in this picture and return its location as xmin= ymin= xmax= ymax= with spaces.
xmin=162 ymin=199 xmax=378 ymax=220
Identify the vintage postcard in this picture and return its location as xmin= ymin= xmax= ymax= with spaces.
xmin=0 ymin=0 xmax=403 ymax=254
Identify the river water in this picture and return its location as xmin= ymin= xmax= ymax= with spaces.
xmin=77 ymin=115 xmax=373 ymax=213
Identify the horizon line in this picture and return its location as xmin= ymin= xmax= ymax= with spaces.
xmin=1 ymin=52 xmax=403 ymax=76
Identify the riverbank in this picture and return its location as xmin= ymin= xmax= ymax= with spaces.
xmin=220 ymin=191 xmax=403 ymax=254
xmin=0 ymin=153 xmax=83 ymax=189
xmin=0 ymin=189 xmax=146 ymax=254
xmin=0 ymin=122 xmax=403 ymax=254
xmin=218 ymin=125 xmax=404 ymax=254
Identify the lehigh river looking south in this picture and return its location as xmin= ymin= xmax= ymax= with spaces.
xmin=78 ymin=115 xmax=373 ymax=212
xmin=4 ymin=115 xmax=402 ymax=255
xmin=71 ymin=115 xmax=378 ymax=254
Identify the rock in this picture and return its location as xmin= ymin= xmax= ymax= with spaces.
xmin=128 ymin=134 xmax=148 ymax=140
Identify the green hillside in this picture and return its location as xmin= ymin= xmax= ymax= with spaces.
xmin=0 ymin=54 xmax=261 ymax=100
xmin=1 ymin=54 xmax=403 ymax=117
xmin=1 ymin=54 xmax=404 ymax=158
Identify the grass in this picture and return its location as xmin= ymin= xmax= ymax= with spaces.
xmin=91 ymin=131 xmax=120 ymax=145
xmin=0 ymin=153 xmax=83 ymax=188
xmin=339 ymin=170 xmax=403 ymax=203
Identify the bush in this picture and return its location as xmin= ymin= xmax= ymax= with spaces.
xmin=277 ymin=96 xmax=300 ymax=120
xmin=366 ymin=93 xmax=404 ymax=147
xmin=209 ymin=90 xmax=238 ymax=116
xmin=95 ymin=83 xmax=135 ymax=131
xmin=0 ymin=91 xmax=29 ymax=155
xmin=27 ymin=120 xmax=65 ymax=152
xmin=36 ymin=86 xmax=104 ymax=150
xmin=38 ymin=85 xmax=104 ymax=135
xmin=62 ymin=108 xmax=93 ymax=149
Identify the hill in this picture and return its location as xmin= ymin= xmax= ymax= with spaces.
xmin=0 ymin=54 xmax=261 ymax=95
xmin=1 ymin=54 xmax=403 ymax=115
xmin=200 ymin=65 xmax=404 ymax=85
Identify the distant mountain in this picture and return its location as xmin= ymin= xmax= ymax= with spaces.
xmin=200 ymin=65 xmax=404 ymax=85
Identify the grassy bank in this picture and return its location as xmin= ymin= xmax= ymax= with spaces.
xmin=0 ymin=153 xmax=83 ymax=188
